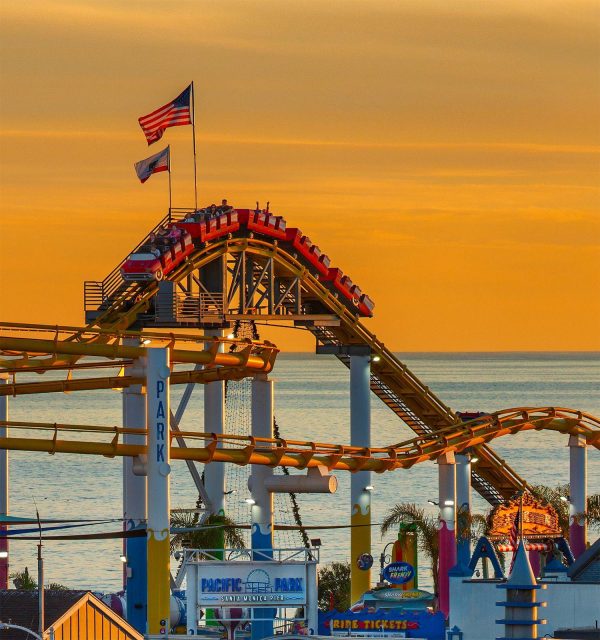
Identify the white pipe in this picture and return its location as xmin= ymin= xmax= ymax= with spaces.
xmin=248 ymin=466 xmax=337 ymax=494
xmin=0 ymin=622 xmax=43 ymax=640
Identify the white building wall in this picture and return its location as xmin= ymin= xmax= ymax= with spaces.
xmin=449 ymin=577 xmax=600 ymax=639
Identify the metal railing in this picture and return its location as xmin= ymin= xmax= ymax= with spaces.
xmin=83 ymin=209 xmax=190 ymax=311
xmin=182 ymin=547 xmax=319 ymax=564
xmin=155 ymin=291 xmax=226 ymax=323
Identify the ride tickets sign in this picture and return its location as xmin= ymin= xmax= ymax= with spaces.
xmin=382 ymin=561 xmax=415 ymax=585
xmin=197 ymin=561 xmax=307 ymax=607
xmin=319 ymin=610 xmax=446 ymax=640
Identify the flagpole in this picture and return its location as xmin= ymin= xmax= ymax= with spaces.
xmin=191 ymin=81 xmax=198 ymax=211
xmin=168 ymin=146 xmax=172 ymax=219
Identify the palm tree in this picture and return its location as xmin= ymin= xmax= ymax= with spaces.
xmin=10 ymin=566 xmax=69 ymax=591
xmin=530 ymin=484 xmax=600 ymax=538
xmin=170 ymin=511 xmax=246 ymax=556
xmin=381 ymin=485 xmax=600 ymax=600
xmin=10 ymin=567 xmax=37 ymax=590
xmin=381 ymin=503 xmax=439 ymax=597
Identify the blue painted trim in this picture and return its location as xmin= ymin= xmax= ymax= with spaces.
xmin=496 ymin=583 xmax=542 ymax=590
xmin=495 ymin=601 xmax=541 ymax=608
xmin=469 ymin=536 xmax=505 ymax=579
xmin=126 ymin=523 xmax=147 ymax=633
xmin=448 ymin=562 xmax=472 ymax=577
xmin=556 ymin=536 xmax=575 ymax=565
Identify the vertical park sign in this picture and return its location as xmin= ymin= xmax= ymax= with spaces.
xmin=146 ymin=347 xmax=171 ymax=636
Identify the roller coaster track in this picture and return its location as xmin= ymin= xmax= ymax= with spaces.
xmin=72 ymin=209 xmax=541 ymax=506
xmin=1 ymin=408 xmax=598 ymax=471
xmin=0 ymin=322 xmax=278 ymax=373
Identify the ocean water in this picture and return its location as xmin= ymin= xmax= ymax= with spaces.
xmin=4 ymin=352 xmax=599 ymax=593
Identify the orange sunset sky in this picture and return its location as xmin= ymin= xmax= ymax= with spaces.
xmin=1 ymin=1 xmax=599 ymax=351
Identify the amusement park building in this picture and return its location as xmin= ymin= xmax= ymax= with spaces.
xmin=0 ymin=590 xmax=142 ymax=640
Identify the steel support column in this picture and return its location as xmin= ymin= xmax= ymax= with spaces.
xmin=350 ymin=353 xmax=371 ymax=605
xmin=455 ymin=453 xmax=471 ymax=568
xmin=122 ymin=346 xmax=147 ymax=633
xmin=146 ymin=347 xmax=171 ymax=636
xmin=0 ymin=373 xmax=8 ymax=589
xmin=437 ymin=451 xmax=456 ymax=618
xmin=569 ymin=433 xmax=587 ymax=558
xmin=250 ymin=373 xmax=274 ymax=640
xmin=204 ymin=329 xmax=226 ymax=517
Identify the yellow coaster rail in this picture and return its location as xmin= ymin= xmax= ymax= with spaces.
xmin=1 ymin=407 xmax=597 ymax=472
xmin=0 ymin=321 xmax=278 ymax=373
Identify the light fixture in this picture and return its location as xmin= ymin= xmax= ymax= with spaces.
xmin=141 ymin=338 xmax=151 ymax=345
xmin=560 ymin=495 xmax=569 ymax=503
xmin=0 ymin=551 xmax=8 ymax=559
xmin=244 ymin=497 xmax=256 ymax=505
xmin=227 ymin=333 xmax=235 ymax=340
xmin=444 ymin=499 xmax=455 ymax=507
xmin=119 ymin=554 xmax=127 ymax=563
xmin=372 ymin=356 xmax=381 ymax=363
xmin=364 ymin=485 xmax=374 ymax=492
xmin=310 ymin=538 xmax=322 ymax=548
xmin=471 ymin=456 xmax=479 ymax=464
xmin=428 ymin=500 xmax=439 ymax=506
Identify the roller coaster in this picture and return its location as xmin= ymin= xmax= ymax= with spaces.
xmin=77 ymin=206 xmax=529 ymax=505
xmin=1 ymin=204 xmax=597 ymax=636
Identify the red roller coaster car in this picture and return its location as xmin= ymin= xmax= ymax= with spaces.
xmin=121 ymin=231 xmax=194 ymax=282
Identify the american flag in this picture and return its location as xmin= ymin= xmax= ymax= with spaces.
xmin=138 ymin=84 xmax=192 ymax=145
xmin=508 ymin=506 xmax=521 ymax=573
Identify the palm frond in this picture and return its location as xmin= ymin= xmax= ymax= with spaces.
xmin=469 ymin=513 xmax=490 ymax=541
xmin=585 ymin=494 xmax=600 ymax=531
xmin=170 ymin=511 xmax=245 ymax=554
xmin=381 ymin=502 xmax=439 ymax=596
